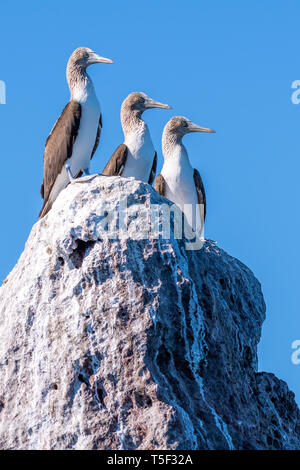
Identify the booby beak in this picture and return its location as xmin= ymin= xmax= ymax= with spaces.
xmin=188 ymin=122 xmax=215 ymax=133
xmin=145 ymin=98 xmax=172 ymax=110
xmin=88 ymin=53 xmax=114 ymax=65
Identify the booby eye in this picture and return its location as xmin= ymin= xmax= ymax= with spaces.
xmin=182 ymin=121 xmax=188 ymax=127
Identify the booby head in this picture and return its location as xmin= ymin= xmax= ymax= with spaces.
xmin=164 ymin=116 xmax=215 ymax=140
xmin=67 ymin=47 xmax=114 ymax=93
xmin=68 ymin=47 xmax=114 ymax=70
xmin=123 ymin=92 xmax=171 ymax=114
xmin=121 ymin=92 xmax=171 ymax=133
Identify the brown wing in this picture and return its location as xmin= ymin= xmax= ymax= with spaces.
xmin=90 ymin=113 xmax=103 ymax=160
xmin=148 ymin=151 xmax=157 ymax=185
xmin=193 ymin=168 xmax=206 ymax=221
xmin=39 ymin=101 xmax=81 ymax=217
xmin=154 ymin=173 xmax=166 ymax=197
xmin=102 ymin=144 xmax=128 ymax=176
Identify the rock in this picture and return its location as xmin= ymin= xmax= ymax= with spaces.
xmin=0 ymin=175 xmax=299 ymax=450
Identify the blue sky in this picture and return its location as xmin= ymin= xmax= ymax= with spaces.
xmin=0 ymin=2 xmax=300 ymax=404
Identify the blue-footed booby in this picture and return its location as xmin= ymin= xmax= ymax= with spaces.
xmin=102 ymin=92 xmax=171 ymax=184
xmin=155 ymin=116 xmax=215 ymax=235
xmin=39 ymin=47 xmax=114 ymax=218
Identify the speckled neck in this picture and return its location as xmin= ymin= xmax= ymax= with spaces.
xmin=66 ymin=60 xmax=90 ymax=100
xmin=121 ymin=103 xmax=145 ymax=137
xmin=162 ymin=131 xmax=184 ymax=159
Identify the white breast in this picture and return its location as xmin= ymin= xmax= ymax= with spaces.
xmin=68 ymin=81 xmax=101 ymax=175
xmin=122 ymin=124 xmax=155 ymax=182
xmin=49 ymin=80 xmax=100 ymax=204
xmin=161 ymin=146 xmax=201 ymax=233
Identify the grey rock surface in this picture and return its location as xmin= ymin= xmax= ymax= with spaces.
xmin=0 ymin=175 xmax=299 ymax=450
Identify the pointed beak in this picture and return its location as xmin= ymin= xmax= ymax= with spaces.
xmin=188 ymin=122 xmax=215 ymax=133
xmin=88 ymin=53 xmax=114 ymax=65
xmin=145 ymin=98 xmax=172 ymax=110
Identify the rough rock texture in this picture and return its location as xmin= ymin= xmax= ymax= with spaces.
xmin=0 ymin=175 xmax=299 ymax=450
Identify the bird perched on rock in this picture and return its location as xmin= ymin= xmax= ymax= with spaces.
xmin=102 ymin=92 xmax=171 ymax=184
xmin=39 ymin=47 xmax=114 ymax=218
xmin=155 ymin=116 xmax=215 ymax=236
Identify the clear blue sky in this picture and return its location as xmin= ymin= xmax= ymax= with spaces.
xmin=1 ymin=2 xmax=300 ymax=404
